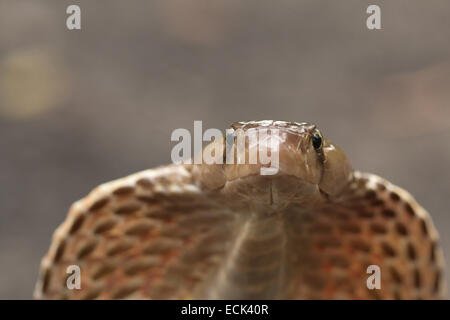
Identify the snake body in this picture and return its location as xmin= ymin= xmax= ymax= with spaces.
xmin=35 ymin=121 xmax=446 ymax=299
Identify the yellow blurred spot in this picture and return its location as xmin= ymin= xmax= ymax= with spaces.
xmin=0 ymin=49 xmax=67 ymax=120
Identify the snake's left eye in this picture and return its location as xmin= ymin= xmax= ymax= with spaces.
xmin=312 ymin=132 xmax=323 ymax=150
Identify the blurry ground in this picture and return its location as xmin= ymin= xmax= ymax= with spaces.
xmin=1 ymin=0 xmax=450 ymax=299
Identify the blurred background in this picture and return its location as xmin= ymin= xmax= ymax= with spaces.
xmin=1 ymin=0 xmax=450 ymax=299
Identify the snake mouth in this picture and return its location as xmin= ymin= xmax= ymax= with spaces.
xmin=221 ymin=174 xmax=322 ymax=210
xmin=222 ymin=148 xmax=322 ymax=185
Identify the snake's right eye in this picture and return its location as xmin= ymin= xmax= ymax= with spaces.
xmin=311 ymin=132 xmax=323 ymax=150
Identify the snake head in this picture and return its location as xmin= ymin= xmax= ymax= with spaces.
xmin=192 ymin=120 xmax=352 ymax=199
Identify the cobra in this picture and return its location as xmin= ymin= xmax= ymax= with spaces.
xmin=35 ymin=120 xmax=446 ymax=299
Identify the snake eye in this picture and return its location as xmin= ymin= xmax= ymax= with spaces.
xmin=311 ymin=132 xmax=323 ymax=150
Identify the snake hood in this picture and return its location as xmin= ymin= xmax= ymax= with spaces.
xmin=35 ymin=120 xmax=445 ymax=300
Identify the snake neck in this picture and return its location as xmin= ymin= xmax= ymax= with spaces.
xmin=199 ymin=176 xmax=327 ymax=299
xmin=205 ymin=211 xmax=289 ymax=299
